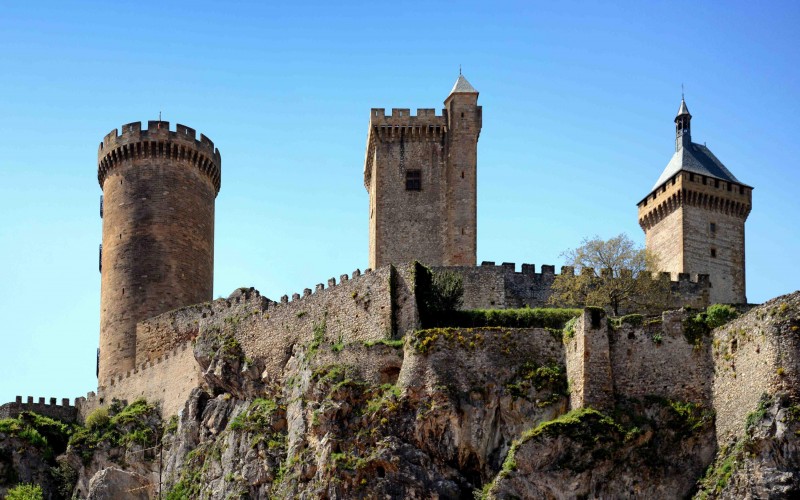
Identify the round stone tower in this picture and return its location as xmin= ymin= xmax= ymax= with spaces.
xmin=97 ymin=121 xmax=221 ymax=384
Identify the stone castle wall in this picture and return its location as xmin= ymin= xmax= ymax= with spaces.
xmin=566 ymin=308 xmax=716 ymax=411
xmin=92 ymin=265 xmax=419 ymax=415
xmin=99 ymin=342 xmax=202 ymax=419
xmin=565 ymin=310 xmax=614 ymax=411
xmin=712 ymin=293 xmax=800 ymax=446
xmin=0 ymin=396 xmax=79 ymax=423
xmin=436 ymin=262 xmax=710 ymax=312
xmin=609 ymin=311 xmax=713 ymax=404
xmin=220 ymin=266 xmax=415 ymax=380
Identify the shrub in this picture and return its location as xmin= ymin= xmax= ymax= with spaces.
xmin=85 ymin=407 xmax=109 ymax=430
xmin=705 ymin=304 xmax=739 ymax=329
xmin=413 ymin=262 xmax=464 ymax=326
xmin=5 ymin=484 xmax=43 ymax=500
xmin=432 ymin=307 xmax=581 ymax=329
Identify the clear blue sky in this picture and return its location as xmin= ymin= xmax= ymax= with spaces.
xmin=1 ymin=1 xmax=798 ymax=405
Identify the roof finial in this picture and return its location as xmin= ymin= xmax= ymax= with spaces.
xmin=459 ymin=64 xmax=462 ymax=76
xmin=158 ymin=111 xmax=161 ymax=129
xmin=681 ymin=83 xmax=684 ymax=101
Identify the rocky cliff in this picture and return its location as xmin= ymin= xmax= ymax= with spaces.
xmin=2 ymin=291 xmax=799 ymax=499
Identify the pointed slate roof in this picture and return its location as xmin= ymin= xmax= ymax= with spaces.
xmin=677 ymin=98 xmax=691 ymax=117
xmin=650 ymin=142 xmax=748 ymax=192
xmin=449 ymin=74 xmax=478 ymax=95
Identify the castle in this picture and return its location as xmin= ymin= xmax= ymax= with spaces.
xmin=2 ymin=77 xmax=761 ymax=448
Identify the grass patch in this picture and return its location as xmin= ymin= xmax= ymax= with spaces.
xmin=363 ymin=338 xmax=405 ymax=349
xmin=229 ymin=398 xmax=281 ymax=433
xmin=610 ymin=314 xmax=644 ymax=329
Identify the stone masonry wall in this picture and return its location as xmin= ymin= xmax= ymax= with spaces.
xmin=565 ymin=309 xmax=614 ymax=411
xmin=683 ymin=205 xmax=746 ymax=304
xmin=229 ymin=265 xmax=417 ymax=380
xmin=366 ymin=109 xmax=448 ymax=269
xmin=712 ymin=292 xmax=800 ymax=446
xmin=610 ymin=311 xmax=713 ymax=404
xmin=0 ymin=397 xmax=78 ymax=423
xmin=567 ymin=308 xmax=715 ymax=412
xmin=100 ymin=342 xmax=203 ymax=418
xmin=132 ymin=266 xmax=419 ymax=392
xmin=436 ymin=262 xmax=709 ymax=312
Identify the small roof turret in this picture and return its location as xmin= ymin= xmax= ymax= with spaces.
xmin=676 ymin=98 xmax=691 ymax=118
xmin=449 ymin=74 xmax=478 ymax=96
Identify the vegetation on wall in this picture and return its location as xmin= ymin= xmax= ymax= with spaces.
xmin=684 ymin=304 xmax=739 ymax=344
xmin=412 ymin=262 xmax=464 ymax=326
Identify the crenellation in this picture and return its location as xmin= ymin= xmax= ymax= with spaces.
xmin=292 ymin=293 xmax=300 ymax=301
xmin=328 ymin=278 xmax=336 ymax=287
xmin=304 ymin=288 xmax=312 ymax=297
xmin=0 ymin=394 xmax=80 ymax=423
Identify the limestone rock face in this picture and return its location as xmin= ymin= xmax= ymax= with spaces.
xmin=697 ymin=393 xmax=800 ymax=499
xmin=87 ymin=467 xmax=151 ymax=500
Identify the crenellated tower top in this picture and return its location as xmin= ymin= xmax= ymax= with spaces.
xmin=98 ymin=121 xmax=222 ymax=194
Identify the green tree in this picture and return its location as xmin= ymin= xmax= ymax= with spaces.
xmin=548 ymin=234 xmax=672 ymax=315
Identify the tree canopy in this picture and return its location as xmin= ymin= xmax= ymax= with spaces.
xmin=548 ymin=234 xmax=672 ymax=316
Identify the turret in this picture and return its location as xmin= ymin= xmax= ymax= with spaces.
xmin=675 ymin=98 xmax=692 ymax=151
xmin=443 ymin=74 xmax=481 ymax=266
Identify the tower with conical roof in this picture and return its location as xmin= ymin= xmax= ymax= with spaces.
xmin=637 ymin=99 xmax=752 ymax=304
xmin=364 ymin=75 xmax=481 ymax=268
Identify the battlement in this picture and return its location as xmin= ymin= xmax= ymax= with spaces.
xmin=97 ymin=121 xmax=221 ymax=193
xmin=368 ymin=108 xmax=448 ymax=143
xmin=638 ymin=171 xmax=751 ymax=231
xmin=436 ymin=261 xmax=710 ymax=312
xmin=0 ymin=395 xmax=79 ymax=423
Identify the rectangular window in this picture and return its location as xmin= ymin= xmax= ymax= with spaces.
xmin=689 ymin=173 xmax=695 ymax=181
xmin=710 ymin=222 xmax=716 ymax=233
xmin=714 ymin=179 xmax=720 ymax=188
xmin=710 ymin=248 xmax=717 ymax=258
xmin=405 ymin=170 xmax=421 ymax=191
